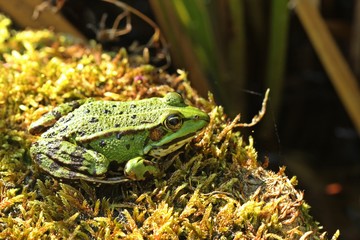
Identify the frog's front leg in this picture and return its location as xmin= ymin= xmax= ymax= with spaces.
xmin=30 ymin=138 xmax=111 ymax=181
xmin=124 ymin=157 xmax=160 ymax=180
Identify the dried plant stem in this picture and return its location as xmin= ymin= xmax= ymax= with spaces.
xmin=0 ymin=0 xmax=85 ymax=40
xmin=235 ymin=88 xmax=270 ymax=128
xmin=295 ymin=0 xmax=360 ymax=135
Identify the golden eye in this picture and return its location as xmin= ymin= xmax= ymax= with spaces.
xmin=164 ymin=114 xmax=183 ymax=131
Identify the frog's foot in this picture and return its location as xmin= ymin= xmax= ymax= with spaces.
xmin=30 ymin=138 xmax=112 ymax=181
xmin=124 ymin=157 xmax=160 ymax=180
xmin=33 ymin=152 xmax=129 ymax=183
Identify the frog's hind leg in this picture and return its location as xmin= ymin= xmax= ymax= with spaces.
xmin=29 ymin=99 xmax=92 ymax=135
xmin=30 ymin=138 xmax=117 ymax=182
xmin=33 ymin=153 xmax=128 ymax=183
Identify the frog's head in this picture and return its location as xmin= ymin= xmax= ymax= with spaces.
xmin=144 ymin=92 xmax=210 ymax=157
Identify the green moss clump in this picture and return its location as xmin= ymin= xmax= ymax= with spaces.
xmin=0 ymin=15 xmax=339 ymax=239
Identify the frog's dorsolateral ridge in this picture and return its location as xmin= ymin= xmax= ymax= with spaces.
xmin=29 ymin=92 xmax=209 ymax=183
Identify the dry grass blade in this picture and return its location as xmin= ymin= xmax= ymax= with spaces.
xmin=149 ymin=0 xmax=211 ymax=96
xmin=294 ymin=0 xmax=360 ymax=135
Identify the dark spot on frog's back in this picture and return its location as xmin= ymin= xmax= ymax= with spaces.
xmin=89 ymin=117 xmax=98 ymax=123
xmin=84 ymin=109 xmax=90 ymax=114
xmin=52 ymin=110 xmax=62 ymax=119
xmin=32 ymin=152 xmax=42 ymax=165
xmin=77 ymin=131 xmax=86 ymax=136
xmin=99 ymin=140 xmax=106 ymax=147
xmin=45 ymin=131 xmax=57 ymax=138
xmin=58 ymin=114 xmax=73 ymax=124
xmin=70 ymin=149 xmax=84 ymax=158
xmin=69 ymin=100 xmax=81 ymax=109
xmin=48 ymin=140 xmax=61 ymax=149
xmin=131 ymin=115 xmax=136 ymax=119
xmin=103 ymin=109 xmax=111 ymax=114
xmin=49 ymin=161 xmax=60 ymax=171
xmin=116 ymin=132 xmax=122 ymax=139
xmin=130 ymin=104 xmax=136 ymax=108
xmin=60 ymin=126 xmax=68 ymax=133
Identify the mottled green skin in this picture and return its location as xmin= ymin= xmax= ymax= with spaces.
xmin=29 ymin=93 xmax=209 ymax=183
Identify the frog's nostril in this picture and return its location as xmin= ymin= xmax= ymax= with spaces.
xmin=193 ymin=114 xmax=210 ymax=122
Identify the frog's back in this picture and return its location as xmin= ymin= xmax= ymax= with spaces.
xmin=41 ymin=97 xmax=173 ymax=139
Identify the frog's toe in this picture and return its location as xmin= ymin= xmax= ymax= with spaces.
xmin=124 ymin=157 xmax=160 ymax=180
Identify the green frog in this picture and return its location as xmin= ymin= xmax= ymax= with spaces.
xmin=29 ymin=92 xmax=209 ymax=183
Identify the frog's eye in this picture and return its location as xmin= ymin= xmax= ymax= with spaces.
xmin=164 ymin=114 xmax=183 ymax=131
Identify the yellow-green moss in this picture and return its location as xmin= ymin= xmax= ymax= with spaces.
xmin=0 ymin=15 xmax=339 ymax=239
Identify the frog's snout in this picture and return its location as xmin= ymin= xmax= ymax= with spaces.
xmin=193 ymin=112 xmax=210 ymax=123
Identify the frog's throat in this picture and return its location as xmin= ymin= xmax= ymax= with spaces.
xmin=146 ymin=134 xmax=195 ymax=158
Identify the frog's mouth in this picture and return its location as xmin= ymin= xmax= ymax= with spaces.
xmin=147 ymin=133 xmax=196 ymax=158
xmin=145 ymin=113 xmax=209 ymax=158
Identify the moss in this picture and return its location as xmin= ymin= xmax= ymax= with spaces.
xmin=0 ymin=15 xmax=339 ymax=239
